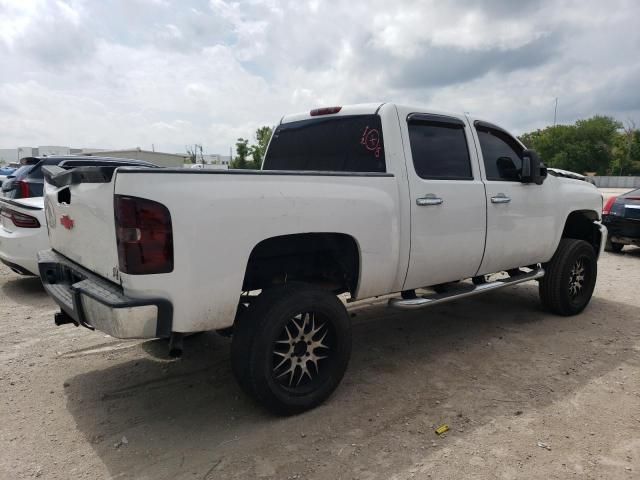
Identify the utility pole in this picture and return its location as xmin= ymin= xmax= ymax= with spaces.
xmin=548 ymin=97 xmax=559 ymax=169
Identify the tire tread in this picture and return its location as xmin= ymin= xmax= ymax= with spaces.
xmin=539 ymin=238 xmax=596 ymax=316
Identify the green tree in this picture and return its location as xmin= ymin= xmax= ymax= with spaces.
xmin=249 ymin=126 xmax=273 ymax=169
xmin=185 ymin=146 xmax=196 ymax=164
xmin=612 ymin=121 xmax=640 ymax=175
xmin=231 ymin=138 xmax=250 ymax=169
xmin=186 ymin=144 xmax=204 ymax=164
xmin=231 ymin=126 xmax=273 ymax=169
xmin=519 ymin=115 xmax=622 ymax=175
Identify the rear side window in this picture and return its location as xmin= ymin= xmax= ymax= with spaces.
xmin=263 ymin=115 xmax=386 ymax=172
xmin=476 ymin=125 xmax=524 ymax=181
xmin=407 ymin=116 xmax=472 ymax=180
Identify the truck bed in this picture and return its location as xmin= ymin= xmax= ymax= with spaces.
xmin=43 ymin=167 xmax=406 ymax=332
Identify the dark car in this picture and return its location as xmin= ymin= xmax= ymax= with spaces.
xmin=1 ymin=156 xmax=159 ymax=199
xmin=603 ymin=187 xmax=640 ymax=252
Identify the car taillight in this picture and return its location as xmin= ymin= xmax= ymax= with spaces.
xmin=0 ymin=207 xmax=40 ymax=228
xmin=114 ymin=195 xmax=173 ymax=274
xmin=18 ymin=180 xmax=30 ymax=198
xmin=602 ymin=196 xmax=617 ymax=215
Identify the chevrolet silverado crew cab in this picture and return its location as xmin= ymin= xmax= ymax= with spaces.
xmin=38 ymin=103 xmax=606 ymax=414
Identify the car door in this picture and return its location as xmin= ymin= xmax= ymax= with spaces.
xmin=470 ymin=120 xmax=556 ymax=275
xmin=399 ymin=110 xmax=487 ymax=290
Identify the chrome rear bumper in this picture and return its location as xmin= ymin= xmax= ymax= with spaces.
xmin=38 ymin=249 xmax=172 ymax=339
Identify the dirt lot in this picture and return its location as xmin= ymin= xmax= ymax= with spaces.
xmin=1 ymin=249 xmax=639 ymax=480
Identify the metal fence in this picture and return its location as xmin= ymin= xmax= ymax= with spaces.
xmin=589 ymin=176 xmax=640 ymax=188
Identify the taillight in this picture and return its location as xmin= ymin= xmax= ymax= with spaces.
xmin=114 ymin=195 xmax=173 ymax=274
xmin=602 ymin=196 xmax=617 ymax=215
xmin=18 ymin=180 xmax=30 ymax=198
xmin=0 ymin=207 xmax=40 ymax=228
xmin=310 ymin=106 xmax=342 ymax=116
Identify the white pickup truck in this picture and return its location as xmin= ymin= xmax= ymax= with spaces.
xmin=39 ymin=103 xmax=606 ymax=413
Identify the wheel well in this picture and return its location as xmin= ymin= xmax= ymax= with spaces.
xmin=242 ymin=233 xmax=360 ymax=295
xmin=562 ymin=210 xmax=602 ymax=252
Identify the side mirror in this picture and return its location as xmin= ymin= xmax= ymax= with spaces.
xmin=521 ymin=149 xmax=547 ymax=185
xmin=496 ymin=156 xmax=519 ymax=181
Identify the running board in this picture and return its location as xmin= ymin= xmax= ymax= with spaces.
xmin=389 ymin=268 xmax=545 ymax=310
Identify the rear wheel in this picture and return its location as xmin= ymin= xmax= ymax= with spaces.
xmin=231 ymin=283 xmax=351 ymax=414
xmin=605 ymin=239 xmax=624 ymax=253
xmin=539 ymin=239 xmax=597 ymax=316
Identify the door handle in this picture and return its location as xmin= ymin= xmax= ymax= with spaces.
xmin=416 ymin=194 xmax=443 ymax=206
xmin=491 ymin=193 xmax=511 ymax=204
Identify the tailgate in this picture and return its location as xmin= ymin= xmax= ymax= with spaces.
xmin=43 ymin=166 xmax=120 ymax=282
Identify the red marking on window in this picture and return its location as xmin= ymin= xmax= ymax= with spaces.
xmin=361 ymin=126 xmax=381 ymax=158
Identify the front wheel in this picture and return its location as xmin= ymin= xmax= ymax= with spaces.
xmin=231 ymin=283 xmax=352 ymax=414
xmin=539 ymin=239 xmax=597 ymax=316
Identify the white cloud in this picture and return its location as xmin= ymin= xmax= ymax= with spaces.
xmin=0 ymin=0 xmax=638 ymax=154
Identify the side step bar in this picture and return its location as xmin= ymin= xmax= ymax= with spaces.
xmin=389 ymin=268 xmax=545 ymax=310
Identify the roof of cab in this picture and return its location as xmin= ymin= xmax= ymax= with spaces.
xmin=280 ymin=103 xmax=386 ymax=124
xmin=279 ymin=103 xmax=518 ymax=140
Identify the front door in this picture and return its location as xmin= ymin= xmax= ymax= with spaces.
xmin=399 ymin=110 xmax=487 ymax=290
xmin=470 ymin=121 xmax=556 ymax=275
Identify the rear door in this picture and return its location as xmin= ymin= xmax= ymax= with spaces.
xmin=398 ymin=109 xmax=487 ymax=289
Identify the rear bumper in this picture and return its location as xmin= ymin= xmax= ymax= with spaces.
xmin=603 ymin=215 xmax=640 ymax=243
xmin=38 ymin=249 xmax=172 ymax=339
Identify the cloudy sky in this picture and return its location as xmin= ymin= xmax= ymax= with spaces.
xmin=0 ymin=0 xmax=638 ymax=155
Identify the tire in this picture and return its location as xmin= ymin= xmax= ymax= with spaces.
xmin=539 ymin=239 xmax=597 ymax=316
xmin=605 ymin=239 xmax=624 ymax=253
xmin=231 ymin=283 xmax=352 ymax=414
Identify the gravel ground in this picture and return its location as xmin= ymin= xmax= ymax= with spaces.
xmin=1 ymin=249 xmax=639 ymax=479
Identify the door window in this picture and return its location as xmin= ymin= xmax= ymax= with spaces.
xmin=476 ymin=125 xmax=524 ymax=181
xmin=407 ymin=116 xmax=472 ymax=180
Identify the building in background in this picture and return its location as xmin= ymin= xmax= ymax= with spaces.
xmin=37 ymin=146 xmax=71 ymax=156
xmin=0 ymin=145 xmax=228 ymax=169
xmin=82 ymin=147 xmax=188 ymax=168
xmin=0 ymin=147 xmax=39 ymax=163
xmin=202 ymin=154 xmax=232 ymax=166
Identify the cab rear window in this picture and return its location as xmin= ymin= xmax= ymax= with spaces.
xmin=263 ymin=115 xmax=386 ymax=172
